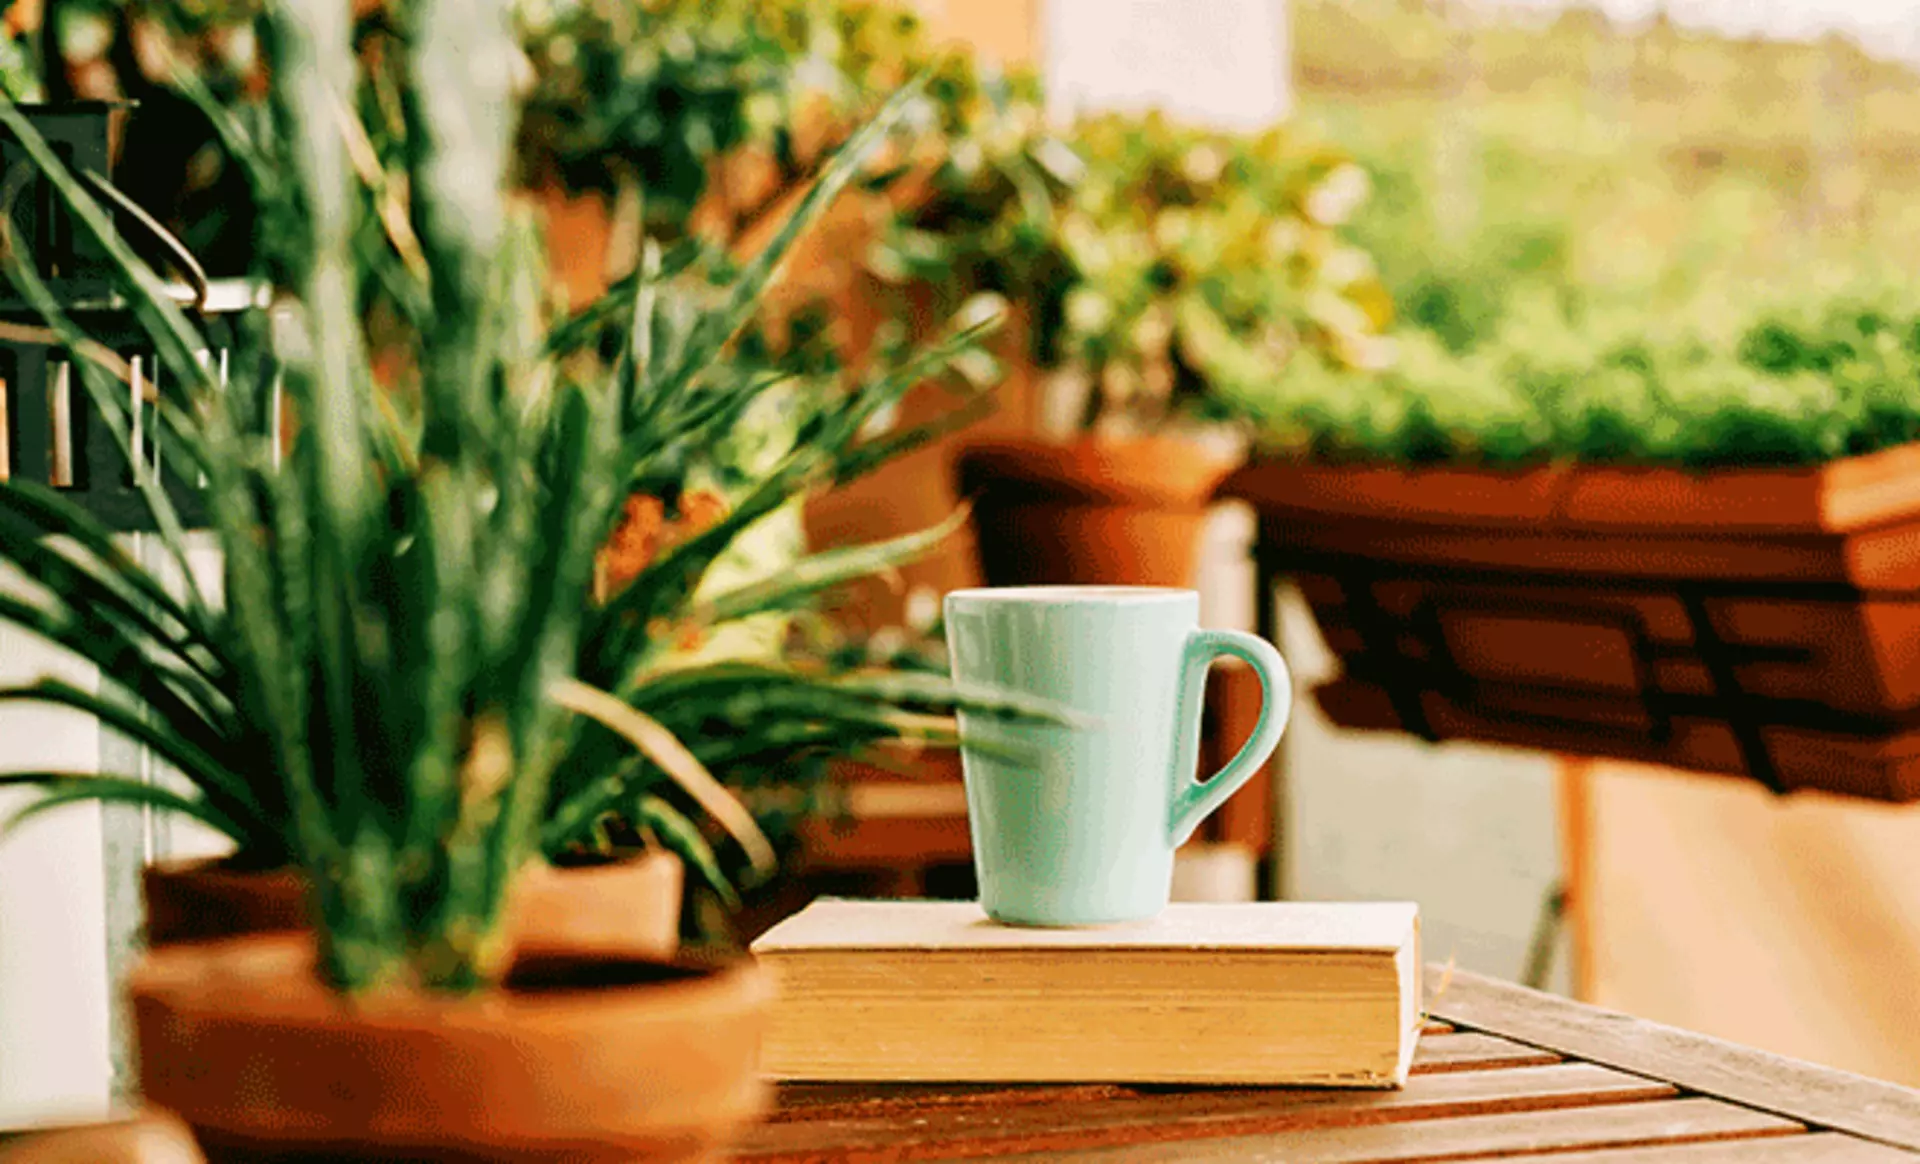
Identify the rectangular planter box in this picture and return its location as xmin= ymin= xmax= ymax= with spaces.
xmin=1223 ymin=444 xmax=1920 ymax=802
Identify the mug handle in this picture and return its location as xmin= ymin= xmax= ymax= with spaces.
xmin=1168 ymin=629 xmax=1293 ymax=847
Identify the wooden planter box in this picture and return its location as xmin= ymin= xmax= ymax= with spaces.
xmin=1223 ymin=444 xmax=1920 ymax=801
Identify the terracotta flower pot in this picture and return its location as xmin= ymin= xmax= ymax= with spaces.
xmin=511 ymin=851 xmax=685 ymax=962
xmin=955 ymin=436 xmax=1241 ymax=588
xmin=1222 ymin=442 xmax=1920 ymax=801
xmin=143 ymin=850 xmax=684 ymax=961
xmin=0 ymin=1110 xmax=205 ymax=1163
xmin=131 ymin=934 xmax=772 ymax=1162
xmin=142 ymin=861 xmax=308 ymax=947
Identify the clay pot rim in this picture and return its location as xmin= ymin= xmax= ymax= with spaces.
xmin=130 ymin=932 xmax=768 ymax=1031
xmin=946 ymin=584 xmax=1197 ymax=602
xmin=957 ymin=434 xmax=1243 ymax=509
xmin=969 ymin=496 xmax=1216 ymax=516
xmin=150 ymin=846 xmax=678 ymax=880
xmin=145 ymin=855 xmax=303 ymax=882
xmin=544 ymin=845 xmax=679 ymax=871
xmin=144 ymin=851 xmax=687 ymax=962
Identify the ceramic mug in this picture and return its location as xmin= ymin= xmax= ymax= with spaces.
xmin=944 ymin=586 xmax=1292 ymax=926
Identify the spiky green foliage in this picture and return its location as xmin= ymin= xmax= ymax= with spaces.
xmin=0 ymin=0 xmax=1053 ymax=992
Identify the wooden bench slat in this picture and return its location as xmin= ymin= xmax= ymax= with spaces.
xmin=1013 ymin=1097 xmax=1801 ymax=1163
xmin=1412 ymin=1032 xmax=1560 ymax=1074
xmin=1429 ymin=967 xmax=1920 ymax=1153
xmin=1450 ymin=1131 xmax=1920 ymax=1162
xmin=744 ymin=1064 xmax=1676 ymax=1161
xmin=1422 ymin=1020 xmax=1455 ymax=1036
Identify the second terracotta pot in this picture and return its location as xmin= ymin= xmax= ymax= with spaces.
xmin=142 ymin=849 xmax=685 ymax=961
xmin=955 ymin=436 xmax=1241 ymax=589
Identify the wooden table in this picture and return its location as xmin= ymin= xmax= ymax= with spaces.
xmin=736 ymin=967 xmax=1920 ymax=1162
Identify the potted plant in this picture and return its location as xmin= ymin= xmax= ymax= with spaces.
xmin=1221 ymin=283 xmax=1920 ymax=801
xmin=1 ymin=0 xmax=1048 ymax=962
xmin=105 ymin=287 xmax=1013 ymax=952
xmin=951 ymin=110 xmax=1394 ymax=588
xmin=514 ymin=0 xmax=1044 ymax=634
xmin=514 ymin=0 xmax=935 ymax=309
xmin=0 ymin=0 xmax=1046 ymax=1153
xmin=514 ymin=0 xmax=770 ymax=305
xmin=830 ymin=47 xmax=1080 ymax=603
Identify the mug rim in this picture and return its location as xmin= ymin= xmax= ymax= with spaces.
xmin=945 ymin=585 xmax=1197 ymax=605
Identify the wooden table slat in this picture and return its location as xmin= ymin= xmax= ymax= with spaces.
xmin=741 ymin=1063 xmax=1676 ymax=1161
xmin=1411 ymin=1032 xmax=1560 ymax=1074
xmin=1450 ymin=1131 xmax=1920 ymax=1162
xmin=1013 ymin=1097 xmax=1803 ymax=1163
xmin=1428 ymin=968 xmax=1920 ymax=1153
xmin=759 ymin=967 xmax=1920 ymax=1162
xmin=772 ymin=1033 xmax=1563 ymax=1126
xmin=771 ymin=1083 xmax=1131 ymax=1122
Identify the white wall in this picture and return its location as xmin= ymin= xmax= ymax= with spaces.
xmin=0 ymin=564 xmax=113 ymax=1128
xmin=0 ymin=533 xmax=228 ymax=1130
xmin=1276 ymin=585 xmax=1568 ymax=990
xmin=1043 ymin=0 xmax=1291 ymax=128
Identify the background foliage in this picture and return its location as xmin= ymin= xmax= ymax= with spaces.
xmin=1272 ymin=0 xmax=1920 ymax=467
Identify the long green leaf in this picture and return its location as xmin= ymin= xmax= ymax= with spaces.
xmin=635 ymin=795 xmax=737 ymax=905
xmin=0 ymin=480 xmax=219 ymax=650
xmin=550 ymin=677 xmax=773 ymax=876
xmin=0 ymin=589 xmax=231 ymax=755
xmin=834 ymin=394 xmax=997 ymax=486
xmin=651 ymin=74 xmax=930 ymax=402
xmin=694 ymin=508 xmax=969 ymax=628
xmin=392 ymin=469 xmax=468 ymax=869
xmin=0 ymin=773 xmax=246 ymax=842
xmin=0 ymin=506 xmax=231 ymax=715
xmin=545 ymin=239 xmax=701 ymax=360
xmin=0 ymin=681 xmax=265 ymax=840
xmin=262 ymin=2 xmax=385 ymax=950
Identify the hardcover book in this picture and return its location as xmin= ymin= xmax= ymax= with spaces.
xmin=750 ymin=899 xmax=1421 ymax=1086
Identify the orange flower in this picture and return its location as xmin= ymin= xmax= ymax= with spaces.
xmin=598 ymin=494 xmax=668 ymax=595
xmin=675 ymin=489 xmax=727 ymax=535
xmin=596 ymin=490 xmax=730 ymax=597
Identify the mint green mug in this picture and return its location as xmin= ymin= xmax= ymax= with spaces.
xmin=944 ymin=586 xmax=1292 ymax=927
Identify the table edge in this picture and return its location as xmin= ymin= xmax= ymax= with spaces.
xmin=1428 ymin=964 xmax=1920 ymax=1154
